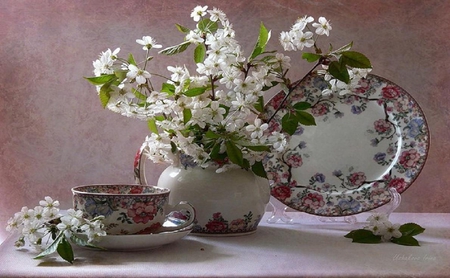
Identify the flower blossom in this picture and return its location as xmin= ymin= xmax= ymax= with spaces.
xmin=191 ymin=5 xmax=208 ymax=22
xmin=136 ymin=36 xmax=162 ymax=50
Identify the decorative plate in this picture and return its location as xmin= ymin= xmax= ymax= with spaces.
xmin=263 ymin=74 xmax=429 ymax=216
xmin=83 ymin=224 xmax=193 ymax=251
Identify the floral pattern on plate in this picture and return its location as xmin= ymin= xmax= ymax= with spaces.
xmin=263 ymin=74 xmax=429 ymax=216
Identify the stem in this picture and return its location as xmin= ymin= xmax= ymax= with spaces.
xmin=266 ymin=60 xmax=322 ymax=123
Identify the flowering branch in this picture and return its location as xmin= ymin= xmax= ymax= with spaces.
xmin=6 ymin=197 xmax=106 ymax=264
xmin=85 ymin=6 xmax=372 ymax=178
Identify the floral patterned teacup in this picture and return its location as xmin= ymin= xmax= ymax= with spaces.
xmin=72 ymin=184 xmax=195 ymax=235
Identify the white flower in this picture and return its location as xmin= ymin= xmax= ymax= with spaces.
xmin=185 ymin=30 xmax=204 ymax=44
xmin=367 ymin=222 xmax=387 ymax=236
xmin=127 ymin=64 xmax=151 ymax=85
xmin=246 ymin=118 xmax=269 ymax=140
xmin=279 ymin=31 xmax=296 ymax=51
xmin=136 ymin=36 xmax=162 ymax=50
xmin=268 ymin=132 xmax=287 ymax=152
xmin=191 ymin=5 xmax=208 ymax=22
xmin=312 ymin=17 xmax=332 ymax=36
xmin=367 ymin=213 xmax=389 ymax=225
xmin=39 ymin=196 xmax=60 ymax=209
xmin=208 ymin=7 xmax=226 ymax=22
xmin=93 ymin=48 xmax=120 ymax=76
xmin=22 ymin=220 xmax=44 ymax=244
xmin=382 ymin=221 xmax=402 ymax=240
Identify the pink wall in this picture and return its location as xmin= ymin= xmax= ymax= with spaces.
xmin=1 ymin=0 xmax=449 ymax=243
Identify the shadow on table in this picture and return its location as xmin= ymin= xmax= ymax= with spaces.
xmin=36 ymin=236 xmax=230 ymax=267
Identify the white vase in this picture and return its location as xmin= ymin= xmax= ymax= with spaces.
xmin=135 ymin=152 xmax=270 ymax=236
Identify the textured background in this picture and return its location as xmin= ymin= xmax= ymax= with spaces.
xmin=1 ymin=0 xmax=449 ymax=244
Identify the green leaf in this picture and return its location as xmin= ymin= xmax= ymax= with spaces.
xmin=147 ymin=118 xmax=159 ymax=134
xmin=57 ymin=237 xmax=74 ymax=264
xmin=252 ymin=161 xmax=267 ymax=179
xmin=391 ymin=235 xmax=420 ymax=246
xmin=159 ymin=41 xmax=191 ymax=56
xmin=175 ymin=23 xmax=190 ymax=33
xmin=399 ymin=223 xmax=425 ymax=237
xmin=344 ymin=229 xmax=382 ymax=244
xmin=194 ymin=44 xmax=206 ymax=63
xmin=183 ymin=108 xmax=192 ymax=124
xmin=250 ymin=22 xmax=271 ymax=60
xmin=226 ymin=140 xmax=244 ymax=167
xmin=281 ymin=112 xmax=299 ymax=136
xmin=70 ymin=234 xmax=105 ymax=250
xmin=302 ymin=52 xmax=322 ymax=63
xmin=296 ymin=111 xmax=316 ymax=126
xmin=161 ymin=82 xmax=176 ymax=95
xmin=253 ymin=96 xmax=265 ymax=113
xmin=328 ymin=60 xmax=350 ymax=83
xmin=34 ymin=232 xmax=64 ymax=260
xmin=99 ymin=83 xmax=113 ymax=108
xmin=128 ymin=53 xmax=137 ymax=66
xmin=205 ymin=130 xmax=220 ymax=139
xmin=114 ymin=70 xmax=128 ymax=83
xmin=197 ymin=18 xmax=218 ymax=33
xmin=133 ymin=88 xmax=147 ymax=100
xmin=84 ymin=74 xmax=116 ymax=86
xmin=242 ymin=144 xmax=271 ymax=152
xmin=293 ymin=102 xmax=312 ymax=111
xmin=331 ymin=41 xmax=353 ymax=55
xmin=184 ymin=86 xmax=207 ymax=97
xmin=340 ymin=51 xmax=372 ymax=68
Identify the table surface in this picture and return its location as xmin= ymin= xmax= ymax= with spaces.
xmin=1 ymin=212 xmax=449 ymax=278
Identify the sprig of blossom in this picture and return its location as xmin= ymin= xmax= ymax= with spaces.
xmin=6 ymin=197 xmax=106 ymax=264
xmin=85 ymin=6 xmax=372 ymax=178
xmin=345 ymin=213 xmax=425 ymax=246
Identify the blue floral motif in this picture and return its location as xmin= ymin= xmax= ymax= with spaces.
xmin=338 ymin=199 xmax=361 ymax=213
xmin=406 ymin=118 xmax=424 ymax=139
xmin=332 ymin=170 xmax=343 ymax=177
xmin=351 ymin=105 xmax=363 ymax=114
xmin=314 ymin=173 xmax=326 ymax=183
xmin=373 ymin=152 xmax=386 ymax=163
xmin=84 ymin=197 xmax=114 ymax=218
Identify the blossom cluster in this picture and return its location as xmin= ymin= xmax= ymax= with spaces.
xmin=87 ymin=5 xmax=372 ymax=176
xmin=6 ymin=196 xmax=106 ymax=263
xmin=365 ymin=213 xmax=402 ymax=241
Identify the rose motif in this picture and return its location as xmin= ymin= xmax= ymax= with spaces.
xmin=382 ymin=85 xmax=401 ymax=99
xmin=271 ymin=186 xmax=291 ymax=201
xmin=388 ymin=177 xmax=407 ymax=193
xmin=205 ymin=220 xmax=227 ymax=232
xmin=127 ymin=201 xmax=157 ymax=224
xmin=399 ymin=149 xmax=421 ymax=168
xmin=301 ymin=192 xmax=325 ymax=210
xmin=348 ymin=172 xmax=366 ymax=187
xmin=374 ymin=119 xmax=392 ymax=134
xmin=229 ymin=219 xmax=246 ymax=232
xmin=311 ymin=103 xmax=329 ymax=117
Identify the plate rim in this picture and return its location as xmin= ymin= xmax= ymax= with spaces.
xmin=263 ymin=73 xmax=430 ymax=216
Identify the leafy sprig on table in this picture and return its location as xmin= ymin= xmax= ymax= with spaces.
xmin=5 ymin=197 xmax=106 ymax=264
xmin=344 ymin=213 xmax=425 ymax=246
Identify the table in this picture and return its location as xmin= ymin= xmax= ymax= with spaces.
xmin=1 ymin=212 xmax=449 ymax=278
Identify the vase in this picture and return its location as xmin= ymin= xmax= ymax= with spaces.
xmin=135 ymin=150 xmax=270 ymax=236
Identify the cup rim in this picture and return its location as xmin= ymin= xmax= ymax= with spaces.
xmin=71 ymin=184 xmax=170 ymax=196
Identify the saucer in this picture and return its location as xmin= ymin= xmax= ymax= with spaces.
xmin=83 ymin=224 xmax=193 ymax=251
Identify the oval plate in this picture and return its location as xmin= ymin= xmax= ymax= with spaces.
xmin=263 ymin=74 xmax=429 ymax=216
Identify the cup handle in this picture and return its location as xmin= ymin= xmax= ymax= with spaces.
xmin=161 ymin=201 xmax=196 ymax=232
xmin=134 ymin=144 xmax=148 ymax=185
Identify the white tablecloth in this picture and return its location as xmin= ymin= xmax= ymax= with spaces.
xmin=1 ymin=212 xmax=449 ymax=278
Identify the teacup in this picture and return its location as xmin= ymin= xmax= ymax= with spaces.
xmin=72 ymin=184 xmax=195 ymax=235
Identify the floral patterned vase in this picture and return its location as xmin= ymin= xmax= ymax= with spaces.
xmin=135 ymin=152 xmax=270 ymax=236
